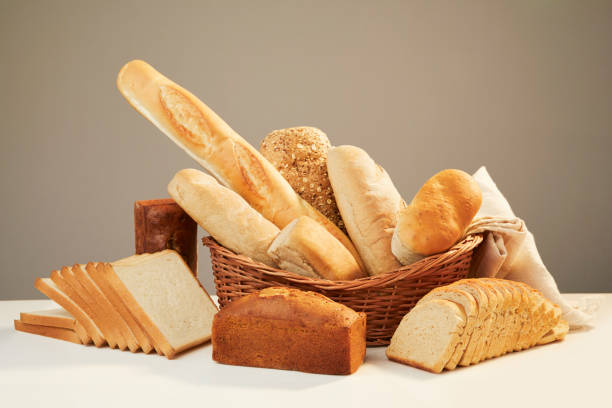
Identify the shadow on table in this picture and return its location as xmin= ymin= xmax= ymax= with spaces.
xmin=0 ymin=328 xmax=341 ymax=390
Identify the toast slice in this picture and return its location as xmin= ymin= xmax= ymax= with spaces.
xmin=73 ymin=263 xmax=140 ymax=352
xmin=14 ymin=320 xmax=82 ymax=344
xmin=87 ymin=263 xmax=155 ymax=354
xmin=34 ymin=278 xmax=105 ymax=347
xmin=51 ymin=267 xmax=120 ymax=349
xmin=537 ymin=319 xmax=569 ymax=345
xmin=417 ymin=287 xmax=478 ymax=370
xmin=101 ymin=250 xmax=218 ymax=359
xmin=20 ymin=308 xmax=91 ymax=345
xmin=386 ymin=299 xmax=467 ymax=373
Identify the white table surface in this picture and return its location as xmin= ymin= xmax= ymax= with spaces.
xmin=0 ymin=294 xmax=609 ymax=408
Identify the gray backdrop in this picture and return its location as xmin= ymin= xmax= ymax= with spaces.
xmin=1 ymin=0 xmax=611 ymax=300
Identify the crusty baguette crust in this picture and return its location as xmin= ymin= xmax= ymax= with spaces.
xmin=168 ymin=168 xmax=279 ymax=266
xmin=14 ymin=320 xmax=82 ymax=345
xmin=327 ymin=145 xmax=404 ymax=276
xmin=267 ymin=216 xmax=366 ymax=280
xmin=117 ymin=60 xmax=364 ymax=271
xmin=34 ymin=278 xmax=105 ymax=347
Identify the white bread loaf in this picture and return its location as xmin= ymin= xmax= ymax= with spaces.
xmin=267 ymin=216 xmax=366 ymax=280
xmin=392 ymin=169 xmax=482 ymax=265
xmin=117 ymin=60 xmax=364 ymax=271
xmin=168 ymin=168 xmax=280 ymax=267
xmin=327 ymin=145 xmax=404 ymax=276
xmin=102 ymin=250 xmax=218 ymax=359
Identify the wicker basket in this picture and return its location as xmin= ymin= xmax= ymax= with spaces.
xmin=204 ymin=233 xmax=482 ymax=346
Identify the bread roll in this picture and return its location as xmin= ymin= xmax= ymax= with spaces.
xmin=168 ymin=169 xmax=279 ymax=267
xmin=267 ymin=216 xmax=366 ymax=280
xmin=327 ymin=145 xmax=404 ymax=276
xmin=260 ymin=127 xmax=345 ymax=232
xmin=212 ymin=287 xmax=366 ymax=374
xmin=392 ymin=169 xmax=482 ymax=265
xmin=117 ymin=60 xmax=364 ymax=271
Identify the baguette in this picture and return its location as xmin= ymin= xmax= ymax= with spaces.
xmin=267 ymin=216 xmax=366 ymax=280
xmin=168 ymin=168 xmax=279 ymax=266
xmin=327 ymin=145 xmax=404 ymax=276
xmin=117 ymin=60 xmax=364 ymax=271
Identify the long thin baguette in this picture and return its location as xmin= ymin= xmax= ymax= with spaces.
xmin=116 ymin=60 xmax=364 ymax=271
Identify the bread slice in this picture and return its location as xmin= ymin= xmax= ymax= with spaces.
xmin=537 ymin=319 xmax=569 ymax=345
xmin=87 ymin=263 xmax=155 ymax=354
xmin=34 ymin=278 xmax=105 ymax=347
xmin=20 ymin=308 xmax=91 ymax=345
xmin=470 ymin=280 xmax=501 ymax=364
xmin=417 ymin=287 xmax=478 ymax=370
xmin=73 ymin=263 xmax=140 ymax=352
xmin=51 ymin=267 xmax=120 ymax=349
xmin=101 ymin=250 xmax=218 ymax=358
xmin=14 ymin=320 xmax=82 ymax=344
xmin=386 ymin=299 xmax=466 ymax=373
xmin=447 ymin=280 xmax=489 ymax=367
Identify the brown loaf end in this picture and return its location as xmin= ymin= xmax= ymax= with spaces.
xmin=134 ymin=199 xmax=198 ymax=275
xmin=212 ymin=287 xmax=366 ymax=375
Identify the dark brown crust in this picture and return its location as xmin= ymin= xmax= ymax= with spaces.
xmin=212 ymin=287 xmax=366 ymax=375
xmin=134 ymin=199 xmax=197 ymax=275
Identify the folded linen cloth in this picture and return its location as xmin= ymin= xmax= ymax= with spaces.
xmin=464 ymin=166 xmax=597 ymax=328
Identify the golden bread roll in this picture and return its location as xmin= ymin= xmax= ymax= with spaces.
xmin=392 ymin=169 xmax=482 ymax=265
xmin=260 ymin=127 xmax=345 ymax=233
xmin=116 ymin=60 xmax=364 ymax=272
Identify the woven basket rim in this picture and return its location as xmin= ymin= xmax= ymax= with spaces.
xmin=202 ymin=233 xmax=482 ymax=291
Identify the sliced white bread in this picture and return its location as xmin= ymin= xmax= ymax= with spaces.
xmin=101 ymin=250 xmax=218 ymax=359
xmin=87 ymin=263 xmax=155 ymax=354
xmin=386 ymin=299 xmax=466 ymax=373
xmin=417 ymin=287 xmax=478 ymax=371
xmin=537 ymin=319 xmax=569 ymax=345
xmin=74 ymin=263 xmax=140 ymax=352
xmin=20 ymin=308 xmax=91 ymax=345
xmin=51 ymin=267 xmax=120 ymax=349
xmin=14 ymin=320 xmax=82 ymax=345
xmin=34 ymin=278 xmax=105 ymax=347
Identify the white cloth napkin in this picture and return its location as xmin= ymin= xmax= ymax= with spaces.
xmin=466 ymin=166 xmax=598 ymax=328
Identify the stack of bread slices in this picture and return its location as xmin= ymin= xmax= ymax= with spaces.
xmin=386 ymin=278 xmax=569 ymax=373
xmin=16 ymin=250 xmax=218 ymax=359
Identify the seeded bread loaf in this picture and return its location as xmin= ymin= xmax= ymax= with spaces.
xmin=212 ymin=287 xmax=366 ymax=374
xmin=260 ymin=127 xmax=345 ymax=232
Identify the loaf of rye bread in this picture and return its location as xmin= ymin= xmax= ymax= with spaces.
xmin=134 ymin=199 xmax=197 ymax=275
xmin=212 ymin=287 xmax=366 ymax=374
